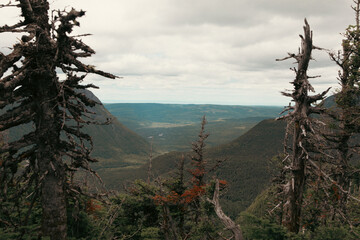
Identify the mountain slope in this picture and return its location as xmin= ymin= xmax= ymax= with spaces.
xmin=101 ymin=119 xmax=286 ymax=214
xmin=104 ymin=103 xmax=283 ymax=152
xmin=7 ymin=90 xmax=151 ymax=169
xmin=82 ymin=91 xmax=151 ymax=168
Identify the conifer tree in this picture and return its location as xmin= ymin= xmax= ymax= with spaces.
xmin=0 ymin=1 xmax=115 ymax=239
xmin=276 ymin=19 xmax=329 ymax=233
xmin=326 ymin=0 xmax=360 ymax=220
xmin=188 ymin=115 xmax=209 ymax=223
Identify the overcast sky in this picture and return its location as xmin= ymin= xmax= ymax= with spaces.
xmin=1 ymin=0 xmax=354 ymax=105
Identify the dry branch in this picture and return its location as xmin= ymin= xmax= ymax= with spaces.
xmin=276 ymin=19 xmax=329 ymax=233
xmin=207 ymin=179 xmax=244 ymax=240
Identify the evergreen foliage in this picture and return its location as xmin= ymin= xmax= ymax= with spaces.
xmin=0 ymin=0 xmax=115 ymax=238
xmin=238 ymin=213 xmax=288 ymax=240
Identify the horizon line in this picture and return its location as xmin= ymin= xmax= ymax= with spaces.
xmin=102 ymin=101 xmax=285 ymax=107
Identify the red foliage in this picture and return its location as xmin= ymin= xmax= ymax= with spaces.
xmin=153 ymin=191 xmax=181 ymax=205
xmin=189 ymin=168 xmax=205 ymax=178
xmin=86 ymin=199 xmax=102 ymax=213
xmin=219 ymin=180 xmax=228 ymax=186
xmin=153 ymin=185 xmax=208 ymax=206
xmin=180 ymin=185 xmax=206 ymax=204
xmin=152 ymin=195 xmax=167 ymax=205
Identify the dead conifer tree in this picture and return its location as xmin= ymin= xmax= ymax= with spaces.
xmin=0 ymin=0 xmax=115 ymax=239
xmin=276 ymin=19 xmax=330 ymax=233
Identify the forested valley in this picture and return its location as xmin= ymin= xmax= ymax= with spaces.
xmin=1 ymin=0 xmax=360 ymax=239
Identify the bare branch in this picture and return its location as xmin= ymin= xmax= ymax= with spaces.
xmin=0 ymin=131 xmax=36 ymax=154
xmin=0 ymin=44 xmax=23 ymax=78
xmin=207 ymin=179 xmax=244 ymax=240
xmin=308 ymin=87 xmax=331 ymax=104
xmin=276 ymin=53 xmax=297 ymax=62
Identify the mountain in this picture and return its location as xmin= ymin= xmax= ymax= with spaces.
xmin=104 ymin=103 xmax=283 ymax=152
xmin=7 ymin=90 xmax=152 ymax=169
xmin=5 ymin=93 xmax=286 ymax=215
xmin=99 ymin=118 xmax=286 ymax=216
xmin=104 ymin=103 xmax=283 ymax=125
xmin=80 ymin=91 xmax=152 ymax=168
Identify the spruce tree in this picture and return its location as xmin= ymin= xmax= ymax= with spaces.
xmin=326 ymin=0 xmax=360 ymax=220
xmin=0 ymin=1 xmax=115 ymax=238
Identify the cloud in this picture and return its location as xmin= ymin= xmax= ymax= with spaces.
xmin=1 ymin=0 xmax=355 ymax=105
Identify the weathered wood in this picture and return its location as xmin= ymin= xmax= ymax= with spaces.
xmin=208 ymin=179 xmax=244 ymax=240
xmin=277 ymin=19 xmax=329 ymax=233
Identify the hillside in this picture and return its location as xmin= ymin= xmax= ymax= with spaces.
xmin=6 ymin=93 xmax=286 ymax=214
xmin=105 ymin=103 xmax=283 ymax=124
xmin=99 ymin=119 xmax=286 ymax=215
xmin=80 ymin=91 xmax=152 ymax=168
xmin=105 ymin=103 xmax=283 ymax=152
xmin=7 ymin=90 xmax=152 ymax=169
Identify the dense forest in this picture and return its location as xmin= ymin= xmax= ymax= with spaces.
xmin=1 ymin=0 xmax=360 ymax=240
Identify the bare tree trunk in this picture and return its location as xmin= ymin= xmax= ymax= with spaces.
xmin=33 ymin=46 xmax=67 ymax=239
xmin=40 ymin=163 xmax=67 ymax=239
xmin=26 ymin=1 xmax=67 ymax=238
xmin=277 ymin=19 xmax=329 ymax=233
xmin=287 ymin=121 xmax=306 ymax=233
xmin=208 ymin=180 xmax=243 ymax=240
xmin=36 ymin=111 xmax=67 ymax=239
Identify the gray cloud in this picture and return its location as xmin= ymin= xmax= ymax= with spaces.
xmin=0 ymin=0 xmax=355 ymax=105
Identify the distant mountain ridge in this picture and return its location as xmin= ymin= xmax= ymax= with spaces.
xmin=104 ymin=103 xmax=283 ymax=152
xmin=104 ymin=103 xmax=283 ymax=125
